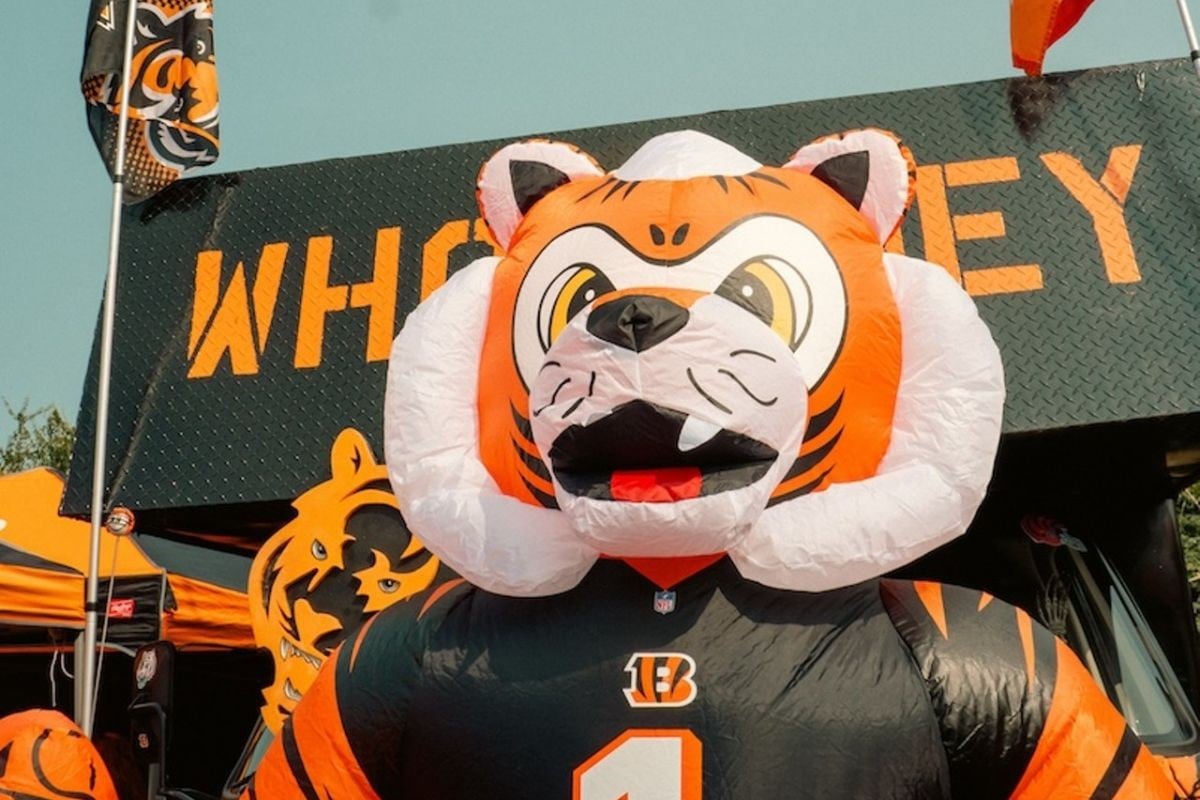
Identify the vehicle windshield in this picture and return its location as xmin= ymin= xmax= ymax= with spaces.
xmin=221 ymin=718 xmax=273 ymax=800
xmin=1054 ymin=545 xmax=1198 ymax=753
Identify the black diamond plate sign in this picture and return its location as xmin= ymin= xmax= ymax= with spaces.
xmin=64 ymin=59 xmax=1200 ymax=514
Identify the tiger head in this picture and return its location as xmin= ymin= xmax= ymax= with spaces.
xmin=249 ymin=428 xmax=446 ymax=732
xmin=385 ymin=129 xmax=1004 ymax=596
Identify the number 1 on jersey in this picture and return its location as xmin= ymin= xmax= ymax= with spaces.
xmin=573 ymin=729 xmax=702 ymax=799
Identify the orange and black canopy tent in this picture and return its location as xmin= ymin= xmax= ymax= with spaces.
xmin=0 ymin=468 xmax=253 ymax=651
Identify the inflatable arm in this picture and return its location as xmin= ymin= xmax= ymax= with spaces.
xmin=882 ymin=580 xmax=1175 ymax=799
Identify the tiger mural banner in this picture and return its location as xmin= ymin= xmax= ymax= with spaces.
xmin=247 ymin=428 xmax=456 ymax=733
xmin=81 ymin=0 xmax=220 ymax=203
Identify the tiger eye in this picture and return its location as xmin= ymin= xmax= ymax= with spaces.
xmin=716 ymin=258 xmax=799 ymax=349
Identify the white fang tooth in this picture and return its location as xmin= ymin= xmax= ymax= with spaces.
xmin=677 ymin=415 xmax=722 ymax=452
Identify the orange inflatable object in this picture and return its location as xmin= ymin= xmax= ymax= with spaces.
xmin=0 ymin=709 xmax=118 ymax=800
xmin=1011 ymin=0 xmax=1098 ymax=75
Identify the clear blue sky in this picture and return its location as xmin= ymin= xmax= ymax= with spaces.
xmin=0 ymin=1 xmax=1187 ymax=441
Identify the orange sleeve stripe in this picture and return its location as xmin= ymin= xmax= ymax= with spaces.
xmin=1156 ymin=754 xmax=1198 ymax=797
xmin=912 ymin=581 xmax=948 ymax=638
xmin=246 ymin=741 xmax=307 ymax=798
xmin=1012 ymin=639 xmax=1174 ymax=798
xmin=286 ymin=656 xmax=381 ymax=799
xmin=1111 ymin=748 xmax=1178 ymax=800
xmin=419 ymin=578 xmax=466 ymax=619
xmin=349 ymin=613 xmax=380 ymax=673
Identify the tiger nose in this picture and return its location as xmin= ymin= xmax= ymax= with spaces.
xmin=586 ymin=294 xmax=689 ymax=352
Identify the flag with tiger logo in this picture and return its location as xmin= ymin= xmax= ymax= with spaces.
xmin=81 ymin=0 xmax=220 ymax=203
xmin=1011 ymin=0 xmax=1098 ymax=75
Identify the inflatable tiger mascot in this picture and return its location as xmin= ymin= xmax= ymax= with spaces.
xmin=247 ymin=130 xmax=1175 ymax=798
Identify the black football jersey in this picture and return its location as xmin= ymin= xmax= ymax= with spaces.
xmin=247 ymin=558 xmax=1172 ymax=799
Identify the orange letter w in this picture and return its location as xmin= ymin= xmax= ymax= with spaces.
xmin=187 ymin=243 xmax=288 ymax=378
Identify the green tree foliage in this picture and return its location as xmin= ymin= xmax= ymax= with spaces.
xmin=1179 ymin=483 xmax=1200 ymax=620
xmin=0 ymin=401 xmax=76 ymax=475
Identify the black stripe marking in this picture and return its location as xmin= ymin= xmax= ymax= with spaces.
xmin=730 ymin=348 xmax=776 ymax=362
xmin=32 ymin=730 xmax=94 ymax=799
xmin=733 ymin=175 xmax=754 ymax=194
xmin=281 ymin=719 xmax=321 ymax=800
xmin=561 ymin=396 xmax=585 ymax=418
xmin=622 ymin=180 xmax=641 ymax=199
xmin=514 ymin=437 xmax=553 ymax=483
xmin=577 ymin=177 xmax=617 ymax=203
xmin=768 ymin=467 xmax=834 ymax=506
xmin=602 ymin=180 xmax=627 ymax=203
xmin=803 ymin=392 xmax=844 ymax=442
xmin=533 ymin=378 xmax=571 ymax=417
xmin=510 ymin=402 xmax=536 ymax=444
xmin=687 ymin=368 xmax=732 ymax=414
xmin=783 ymin=429 xmax=843 ymax=482
xmin=713 ymin=175 xmax=729 ymax=193
xmin=1089 ymin=727 xmax=1142 ymax=800
xmin=717 ymin=369 xmax=777 ymax=406
xmin=750 ymin=171 xmax=789 ymax=189
xmin=247 ymin=775 xmax=259 ymax=800
xmin=520 ymin=474 xmax=560 ymax=509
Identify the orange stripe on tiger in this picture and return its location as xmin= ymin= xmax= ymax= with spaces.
xmin=287 ymin=653 xmax=381 ymax=799
xmin=245 ymin=740 xmax=309 ymax=799
xmin=1111 ymin=748 xmax=1180 ymax=799
xmin=912 ymin=581 xmax=948 ymax=638
xmin=1011 ymin=639 xmax=1173 ymax=798
xmin=1156 ymin=754 xmax=1198 ymax=797
xmin=419 ymin=578 xmax=467 ymax=620
xmin=349 ymin=613 xmax=381 ymax=673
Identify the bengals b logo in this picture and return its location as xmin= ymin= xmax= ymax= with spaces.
xmin=623 ymin=653 xmax=698 ymax=708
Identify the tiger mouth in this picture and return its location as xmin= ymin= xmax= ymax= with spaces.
xmin=279 ymin=637 xmax=322 ymax=670
xmin=547 ymin=400 xmax=778 ymax=502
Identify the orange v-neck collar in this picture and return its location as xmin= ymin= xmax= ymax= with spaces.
xmin=614 ymin=554 xmax=726 ymax=590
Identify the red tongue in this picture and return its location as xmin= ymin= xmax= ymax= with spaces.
xmin=610 ymin=467 xmax=702 ymax=502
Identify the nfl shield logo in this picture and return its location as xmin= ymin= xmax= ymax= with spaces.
xmin=653 ymin=590 xmax=677 ymax=615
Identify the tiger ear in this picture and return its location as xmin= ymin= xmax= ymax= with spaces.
xmin=329 ymin=428 xmax=376 ymax=480
xmin=477 ymin=140 xmax=604 ymax=250
xmin=783 ymin=128 xmax=917 ymax=244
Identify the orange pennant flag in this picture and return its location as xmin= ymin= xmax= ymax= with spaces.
xmin=1011 ymin=0 xmax=1098 ymax=75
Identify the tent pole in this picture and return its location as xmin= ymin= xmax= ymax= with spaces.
xmin=1176 ymin=0 xmax=1200 ymax=78
xmin=73 ymin=633 xmax=87 ymax=718
xmin=79 ymin=0 xmax=139 ymax=738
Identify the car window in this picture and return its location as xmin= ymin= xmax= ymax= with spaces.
xmin=1056 ymin=546 xmax=1199 ymax=754
xmin=221 ymin=718 xmax=273 ymax=799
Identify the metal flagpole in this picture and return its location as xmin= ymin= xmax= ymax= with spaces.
xmin=1176 ymin=0 xmax=1200 ymax=78
xmin=79 ymin=0 xmax=139 ymax=738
